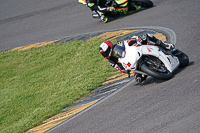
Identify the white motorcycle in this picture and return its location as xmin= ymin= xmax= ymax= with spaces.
xmin=114 ymin=40 xmax=189 ymax=80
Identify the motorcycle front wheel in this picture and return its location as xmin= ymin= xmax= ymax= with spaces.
xmin=140 ymin=58 xmax=172 ymax=80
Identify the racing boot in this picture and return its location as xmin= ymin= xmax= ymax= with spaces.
xmin=145 ymin=33 xmax=175 ymax=50
xmin=156 ymin=40 xmax=175 ymax=50
xmin=92 ymin=11 xmax=100 ymax=18
xmin=92 ymin=13 xmax=100 ymax=18
xmin=100 ymin=15 xmax=110 ymax=23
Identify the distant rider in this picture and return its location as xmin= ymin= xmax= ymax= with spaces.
xmin=99 ymin=33 xmax=175 ymax=83
xmin=86 ymin=0 xmax=134 ymax=22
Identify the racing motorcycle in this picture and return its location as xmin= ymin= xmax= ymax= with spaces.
xmin=78 ymin=0 xmax=153 ymax=22
xmin=114 ymin=39 xmax=189 ymax=80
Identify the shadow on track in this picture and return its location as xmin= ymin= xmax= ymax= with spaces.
xmin=134 ymin=61 xmax=194 ymax=86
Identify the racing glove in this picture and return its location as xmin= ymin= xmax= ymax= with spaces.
xmin=107 ymin=7 xmax=115 ymax=12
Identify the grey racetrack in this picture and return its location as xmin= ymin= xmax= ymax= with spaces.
xmin=1 ymin=0 xmax=200 ymax=133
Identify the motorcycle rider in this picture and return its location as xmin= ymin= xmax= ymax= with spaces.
xmin=86 ymin=0 xmax=134 ymax=22
xmin=99 ymin=33 xmax=175 ymax=83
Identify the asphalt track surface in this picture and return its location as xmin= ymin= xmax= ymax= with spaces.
xmin=1 ymin=0 xmax=200 ymax=133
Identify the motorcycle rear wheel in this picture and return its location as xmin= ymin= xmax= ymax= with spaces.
xmin=172 ymin=50 xmax=189 ymax=68
xmin=133 ymin=0 xmax=153 ymax=8
xmin=140 ymin=58 xmax=172 ymax=80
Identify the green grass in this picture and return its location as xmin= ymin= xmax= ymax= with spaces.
xmin=0 ymin=39 xmax=117 ymax=133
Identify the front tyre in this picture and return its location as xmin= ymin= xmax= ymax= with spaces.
xmin=140 ymin=61 xmax=172 ymax=80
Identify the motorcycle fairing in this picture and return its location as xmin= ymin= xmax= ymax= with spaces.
xmin=140 ymin=45 xmax=180 ymax=72
xmin=116 ymin=41 xmax=180 ymax=73
xmin=118 ymin=41 xmax=141 ymax=70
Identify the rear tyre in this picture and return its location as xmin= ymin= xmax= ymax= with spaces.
xmin=172 ymin=50 xmax=189 ymax=68
xmin=133 ymin=0 xmax=153 ymax=8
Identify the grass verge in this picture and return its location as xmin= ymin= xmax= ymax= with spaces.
xmin=0 ymin=39 xmax=117 ymax=133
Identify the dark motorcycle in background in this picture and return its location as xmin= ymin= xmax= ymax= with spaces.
xmin=78 ymin=0 xmax=153 ymax=22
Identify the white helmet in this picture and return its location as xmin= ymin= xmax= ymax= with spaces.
xmin=99 ymin=40 xmax=114 ymax=59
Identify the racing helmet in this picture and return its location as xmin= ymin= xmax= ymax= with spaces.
xmin=99 ymin=40 xmax=114 ymax=59
xmin=87 ymin=0 xmax=96 ymax=7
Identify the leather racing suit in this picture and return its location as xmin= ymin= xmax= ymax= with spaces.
xmin=86 ymin=0 xmax=131 ymax=22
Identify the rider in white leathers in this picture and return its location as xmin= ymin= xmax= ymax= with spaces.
xmin=99 ymin=33 xmax=175 ymax=83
